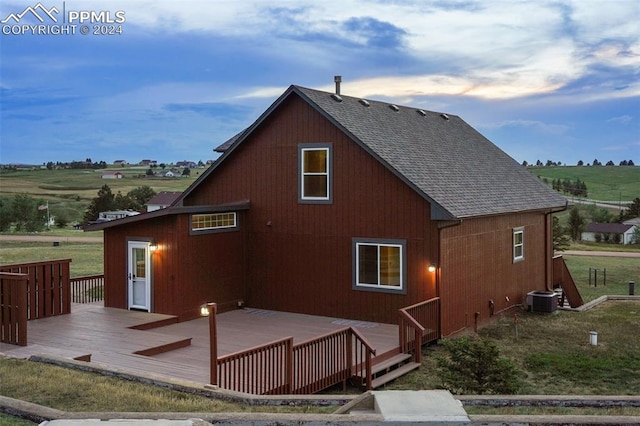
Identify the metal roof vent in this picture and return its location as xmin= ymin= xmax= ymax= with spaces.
xmin=334 ymin=75 xmax=342 ymax=95
xmin=389 ymin=104 xmax=399 ymax=112
xmin=417 ymin=109 xmax=427 ymax=116
xmin=359 ymin=99 xmax=370 ymax=107
xmin=331 ymin=93 xmax=343 ymax=102
xmin=440 ymin=113 xmax=450 ymax=120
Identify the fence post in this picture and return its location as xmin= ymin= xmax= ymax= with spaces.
xmin=285 ymin=337 xmax=294 ymax=394
xmin=630 ymin=281 xmax=635 ymax=296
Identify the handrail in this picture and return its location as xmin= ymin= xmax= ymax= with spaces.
xmin=348 ymin=326 xmax=377 ymax=355
xmin=398 ymin=297 xmax=440 ymax=364
xmin=213 ymin=326 xmax=377 ymax=394
xmin=70 ymin=274 xmax=104 ymax=303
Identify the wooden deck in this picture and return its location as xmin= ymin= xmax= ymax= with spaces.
xmin=0 ymin=303 xmax=400 ymax=386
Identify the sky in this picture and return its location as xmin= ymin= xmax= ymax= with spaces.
xmin=0 ymin=0 xmax=638 ymax=167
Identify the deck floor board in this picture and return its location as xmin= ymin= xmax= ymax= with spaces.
xmin=0 ymin=303 xmax=399 ymax=386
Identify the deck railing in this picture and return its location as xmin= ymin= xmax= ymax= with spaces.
xmin=0 ymin=272 xmax=29 ymax=345
xmin=398 ymin=297 xmax=440 ymax=362
xmin=71 ymin=274 xmax=104 ymax=303
xmin=552 ymin=255 xmax=583 ymax=308
xmin=0 ymin=259 xmax=72 ymax=320
xmin=215 ymin=327 xmax=375 ymax=395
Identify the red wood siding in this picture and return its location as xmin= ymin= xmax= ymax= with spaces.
xmin=184 ymin=95 xmax=439 ymax=324
xmin=104 ymin=213 xmax=246 ymax=320
xmin=439 ymin=212 xmax=550 ymax=336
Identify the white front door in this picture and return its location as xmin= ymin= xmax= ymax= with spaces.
xmin=128 ymin=241 xmax=151 ymax=311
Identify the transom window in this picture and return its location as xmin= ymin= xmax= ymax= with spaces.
xmin=299 ymin=144 xmax=332 ymax=203
xmin=191 ymin=212 xmax=237 ymax=232
xmin=353 ymin=239 xmax=406 ymax=294
xmin=513 ymin=227 xmax=524 ymax=262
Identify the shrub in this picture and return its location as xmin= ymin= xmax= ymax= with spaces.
xmin=436 ymin=336 xmax=521 ymax=394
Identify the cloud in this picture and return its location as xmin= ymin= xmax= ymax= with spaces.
xmin=164 ymin=102 xmax=251 ymax=118
xmin=484 ymin=119 xmax=571 ymax=135
xmin=606 ymin=115 xmax=633 ymax=124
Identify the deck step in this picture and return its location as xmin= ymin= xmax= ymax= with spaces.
xmin=128 ymin=316 xmax=179 ymax=330
xmin=371 ymin=362 xmax=420 ymax=389
xmin=132 ymin=338 xmax=192 ymax=357
xmin=372 ymin=353 xmax=413 ymax=375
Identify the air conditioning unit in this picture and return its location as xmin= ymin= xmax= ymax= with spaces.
xmin=526 ymin=291 xmax=558 ymax=313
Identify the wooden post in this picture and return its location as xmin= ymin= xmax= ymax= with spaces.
xmin=206 ymin=302 xmax=218 ymax=386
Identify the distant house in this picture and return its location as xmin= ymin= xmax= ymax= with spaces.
xmin=113 ymin=160 xmax=127 ymax=167
xmin=582 ymin=222 xmax=637 ymax=244
xmin=155 ymin=170 xmax=175 ymax=178
xmin=101 ymin=171 xmax=123 ymax=179
xmin=88 ymin=83 xmax=567 ymax=337
xmin=176 ymin=161 xmax=197 ymax=169
xmin=146 ymin=191 xmax=182 ymax=212
xmin=140 ymin=159 xmax=157 ymax=167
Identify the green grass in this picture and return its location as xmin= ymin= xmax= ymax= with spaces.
xmin=528 ymin=165 xmax=640 ymax=201
xmin=0 ymin=357 xmax=332 ymax=415
xmin=563 ymin=255 xmax=640 ymax=302
xmin=0 ymin=168 xmax=197 ymax=223
xmin=387 ymin=300 xmax=640 ymax=399
xmin=0 ymin=241 xmax=103 ymax=277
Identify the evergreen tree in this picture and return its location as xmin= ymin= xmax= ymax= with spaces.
xmin=567 ymin=206 xmax=585 ymax=241
xmin=12 ymin=193 xmax=45 ymax=232
xmin=84 ymin=184 xmax=115 ymax=222
xmin=553 ymin=216 xmax=571 ymax=251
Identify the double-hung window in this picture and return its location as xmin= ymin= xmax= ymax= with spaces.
xmin=353 ymin=239 xmax=406 ymax=294
xmin=513 ymin=227 xmax=524 ymax=262
xmin=299 ymin=144 xmax=332 ymax=203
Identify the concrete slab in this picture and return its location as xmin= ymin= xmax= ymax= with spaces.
xmin=373 ymin=390 xmax=470 ymax=424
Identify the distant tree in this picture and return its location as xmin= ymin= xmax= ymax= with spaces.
xmin=567 ymin=206 xmax=585 ymax=241
xmin=577 ymin=160 xmax=584 ymax=166
xmin=593 ymin=159 xmax=601 ymax=166
xmin=629 ymin=160 xmax=635 ymax=166
xmin=12 ymin=193 xmax=45 ymax=232
xmin=606 ymin=160 xmax=615 ymax=166
xmin=620 ymin=198 xmax=640 ymax=221
xmin=114 ymin=192 xmax=138 ymax=210
xmin=146 ymin=168 xmax=154 ymax=176
xmin=55 ymin=212 xmax=70 ymax=228
xmin=585 ymin=204 xmax=613 ymax=223
xmin=0 ymin=197 xmax=12 ymax=231
xmin=159 ymin=163 xmax=166 ymax=170
xmin=631 ymin=227 xmax=640 ymax=245
xmin=553 ymin=216 xmax=571 ymax=251
xmin=197 ymin=160 xmax=205 ymax=167
xmin=128 ymin=186 xmax=156 ymax=207
xmin=536 ymin=160 xmax=543 ymax=166
xmin=84 ymin=184 xmax=115 ymax=222
xmin=182 ymin=168 xmax=191 ymax=177
xmin=620 ymin=160 xmax=628 ymax=166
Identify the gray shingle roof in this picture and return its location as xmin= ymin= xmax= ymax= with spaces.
xmin=293 ymin=86 xmax=567 ymax=219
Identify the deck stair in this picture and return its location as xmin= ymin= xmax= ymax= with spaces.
xmin=365 ymin=352 xmax=420 ymax=389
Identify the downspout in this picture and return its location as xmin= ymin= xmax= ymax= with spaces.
xmin=436 ymin=219 xmax=462 ymax=338
xmin=544 ymin=201 xmax=568 ymax=290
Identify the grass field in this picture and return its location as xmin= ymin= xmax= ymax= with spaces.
xmin=0 ymin=167 xmax=199 ymax=223
xmin=527 ymin=165 xmax=640 ymax=202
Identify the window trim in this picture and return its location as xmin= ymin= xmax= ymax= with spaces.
xmin=298 ymin=143 xmax=332 ymax=204
xmin=513 ymin=227 xmax=524 ymax=262
xmin=352 ymin=238 xmax=407 ymax=295
xmin=190 ymin=212 xmax=238 ymax=235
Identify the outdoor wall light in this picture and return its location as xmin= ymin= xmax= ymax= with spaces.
xmin=428 ymin=264 xmax=437 ymax=273
xmin=200 ymin=304 xmax=211 ymax=317
xmin=149 ymin=242 xmax=158 ymax=252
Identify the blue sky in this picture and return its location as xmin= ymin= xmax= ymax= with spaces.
xmin=1 ymin=0 xmax=638 ymax=166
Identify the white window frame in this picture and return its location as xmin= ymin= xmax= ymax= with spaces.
xmin=190 ymin=212 xmax=237 ymax=234
xmin=353 ymin=238 xmax=406 ymax=294
xmin=513 ymin=227 xmax=524 ymax=262
xmin=299 ymin=144 xmax=332 ymax=204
